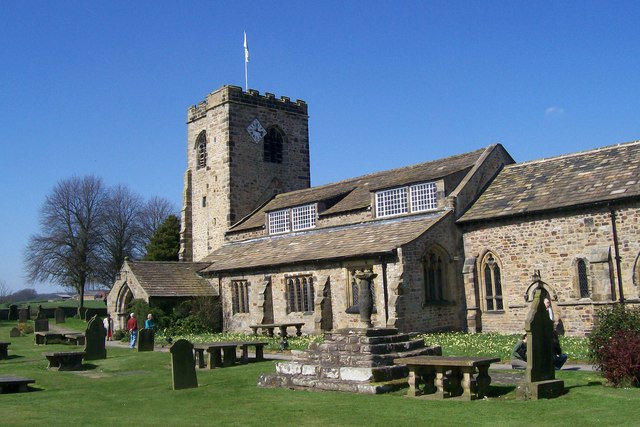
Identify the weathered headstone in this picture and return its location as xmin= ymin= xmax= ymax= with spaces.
xmin=55 ymin=307 xmax=65 ymax=324
xmin=170 ymin=339 xmax=198 ymax=390
xmin=26 ymin=305 xmax=31 ymax=320
xmin=18 ymin=308 xmax=28 ymax=323
xmin=9 ymin=327 xmax=21 ymax=338
xmin=8 ymin=305 xmax=18 ymax=321
xmin=84 ymin=315 xmax=107 ymax=360
xmin=34 ymin=308 xmax=49 ymax=332
xmin=34 ymin=318 xmax=49 ymax=332
xmin=138 ymin=328 xmax=155 ymax=352
xmin=516 ymin=284 xmax=564 ymax=400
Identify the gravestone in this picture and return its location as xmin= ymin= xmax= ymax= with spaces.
xmin=18 ymin=308 xmax=28 ymax=323
xmin=516 ymin=283 xmax=564 ymax=400
xmin=34 ymin=308 xmax=49 ymax=332
xmin=10 ymin=327 xmax=21 ymax=338
xmin=84 ymin=315 xmax=107 ymax=360
xmin=9 ymin=305 xmax=18 ymax=321
xmin=55 ymin=308 xmax=65 ymax=324
xmin=137 ymin=328 xmax=155 ymax=352
xmin=26 ymin=305 xmax=31 ymax=320
xmin=170 ymin=339 xmax=198 ymax=390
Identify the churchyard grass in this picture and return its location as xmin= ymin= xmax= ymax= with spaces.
xmin=2 ymin=320 xmax=634 ymax=426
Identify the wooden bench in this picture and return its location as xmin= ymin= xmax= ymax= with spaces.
xmin=0 ymin=342 xmax=10 ymax=359
xmin=63 ymin=333 xmax=86 ymax=346
xmin=249 ymin=323 xmax=304 ymax=338
xmin=43 ymin=351 xmax=86 ymax=371
xmin=34 ymin=332 xmax=64 ymax=345
xmin=394 ymin=356 xmax=501 ymax=400
xmin=0 ymin=375 xmax=35 ymax=393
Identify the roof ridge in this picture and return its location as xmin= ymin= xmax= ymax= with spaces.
xmin=506 ymin=140 xmax=640 ymax=169
xmin=276 ymin=146 xmax=492 ymax=199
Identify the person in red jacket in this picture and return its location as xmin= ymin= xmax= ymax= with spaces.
xmin=127 ymin=312 xmax=138 ymax=349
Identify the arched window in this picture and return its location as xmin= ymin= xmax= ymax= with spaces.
xmin=577 ymin=259 xmax=590 ymax=298
xmin=196 ymin=131 xmax=207 ymax=169
xmin=231 ymin=280 xmax=250 ymax=314
xmin=481 ymin=252 xmax=503 ymax=311
xmin=286 ymin=276 xmax=314 ymax=313
xmin=263 ymin=127 xmax=283 ymax=163
xmin=423 ymin=248 xmax=447 ymax=302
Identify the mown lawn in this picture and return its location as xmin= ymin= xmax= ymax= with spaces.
xmin=1 ymin=320 xmax=637 ymax=426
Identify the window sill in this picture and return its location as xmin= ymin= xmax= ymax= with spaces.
xmin=484 ymin=310 xmax=505 ymax=314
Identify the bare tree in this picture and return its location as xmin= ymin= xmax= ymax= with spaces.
xmin=96 ymin=184 xmax=145 ymax=287
xmin=139 ymin=196 xmax=177 ymax=252
xmin=0 ymin=280 xmax=10 ymax=304
xmin=25 ymin=175 xmax=106 ymax=311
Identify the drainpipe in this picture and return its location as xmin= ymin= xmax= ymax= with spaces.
xmin=380 ymin=256 xmax=389 ymax=326
xmin=608 ymin=204 xmax=625 ymax=303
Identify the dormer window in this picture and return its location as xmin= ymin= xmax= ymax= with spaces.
xmin=375 ymin=182 xmax=437 ymax=218
xmin=268 ymin=204 xmax=317 ymax=234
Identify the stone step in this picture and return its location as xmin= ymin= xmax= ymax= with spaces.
xmin=258 ymin=372 xmax=406 ymax=395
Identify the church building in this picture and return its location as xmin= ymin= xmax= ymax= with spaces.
xmin=107 ymin=85 xmax=640 ymax=336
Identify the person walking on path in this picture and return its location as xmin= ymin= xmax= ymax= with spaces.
xmin=103 ymin=313 xmax=113 ymax=341
xmin=511 ymin=333 xmax=527 ymax=370
xmin=144 ymin=313 xmax=155 ymax=330
xmin=127 ymin=312 xmax=138 ymax=349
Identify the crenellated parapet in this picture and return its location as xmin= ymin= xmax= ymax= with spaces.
xmin=187 ymin=85 xmax=307 ymax=123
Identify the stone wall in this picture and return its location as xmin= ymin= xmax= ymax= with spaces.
xmin=462 ymin=202 xmax=640 ymax=336
xmin=394 ymin=211 xmax=467 ymax=332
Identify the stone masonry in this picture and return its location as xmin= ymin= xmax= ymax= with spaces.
xmin=258 ymin=327 xmax=442 ymax=394
xmin=180 ymin=86 xmax=310 ymax=262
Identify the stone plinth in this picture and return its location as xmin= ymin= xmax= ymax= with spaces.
xmin=516 ymin=379 xmax=565 ymax=400
xmin=258 ymin=328 xmax=441 ymax=394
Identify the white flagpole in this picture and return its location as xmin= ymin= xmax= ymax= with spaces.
xmin=244 ymin=31 xmax=249 ymax=91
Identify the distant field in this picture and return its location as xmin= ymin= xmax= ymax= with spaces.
xmin=1 ymin=298 xmax=106 ymax=309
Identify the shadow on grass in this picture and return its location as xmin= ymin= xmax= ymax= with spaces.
xmin=487 ymin=384 xmax=516 ymax=397
xmin=565 ymin=381 xmax=602 ymax=390
xmin=4 ymin=354 xmax=25 ymax=360
xmin=80 ymin=363 xmax=99 ymax=370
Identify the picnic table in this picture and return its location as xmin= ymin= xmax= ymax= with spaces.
xmin=249 ymin=322 xmax=304 ymax=338
xmin=394 ymin=356 xmax=501 ymax=400
xmin=43 ymin=351 xmax=86 ymax=371
xmin=0 ymin=375 xmax=35 ymax=393
xmin=0 ymin=341 xmax=10 ymax=359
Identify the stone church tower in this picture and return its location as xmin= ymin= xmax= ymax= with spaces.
xmin=180 ymin=85 xmax=310 ymax=261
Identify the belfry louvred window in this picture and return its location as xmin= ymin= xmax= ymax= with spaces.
xmin=196 ymin=131 xmax=207 ymax=170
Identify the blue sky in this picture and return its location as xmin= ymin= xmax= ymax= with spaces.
xmin=1 ymin=1 xmax=639 ymax=293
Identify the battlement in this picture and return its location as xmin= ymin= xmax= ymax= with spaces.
xmin=188 ymin=85 xmax=307 ymax=122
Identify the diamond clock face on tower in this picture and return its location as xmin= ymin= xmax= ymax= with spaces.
xmin=246 ymin=118 xmax=267 ymax=143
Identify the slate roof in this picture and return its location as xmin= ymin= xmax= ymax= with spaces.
xmin=458 ymin=141 xmax=640 ymax=223
xmin=126 ymin=261 xmax=217 ymax=297
xmin=230 ymin=147 xmax=492 ymax=232
xmin=201 ymin=212 xmax=449 ymax=273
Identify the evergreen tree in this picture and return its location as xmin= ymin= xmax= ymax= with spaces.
xmin=143 ymin=214 xmax=180 ymax=261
